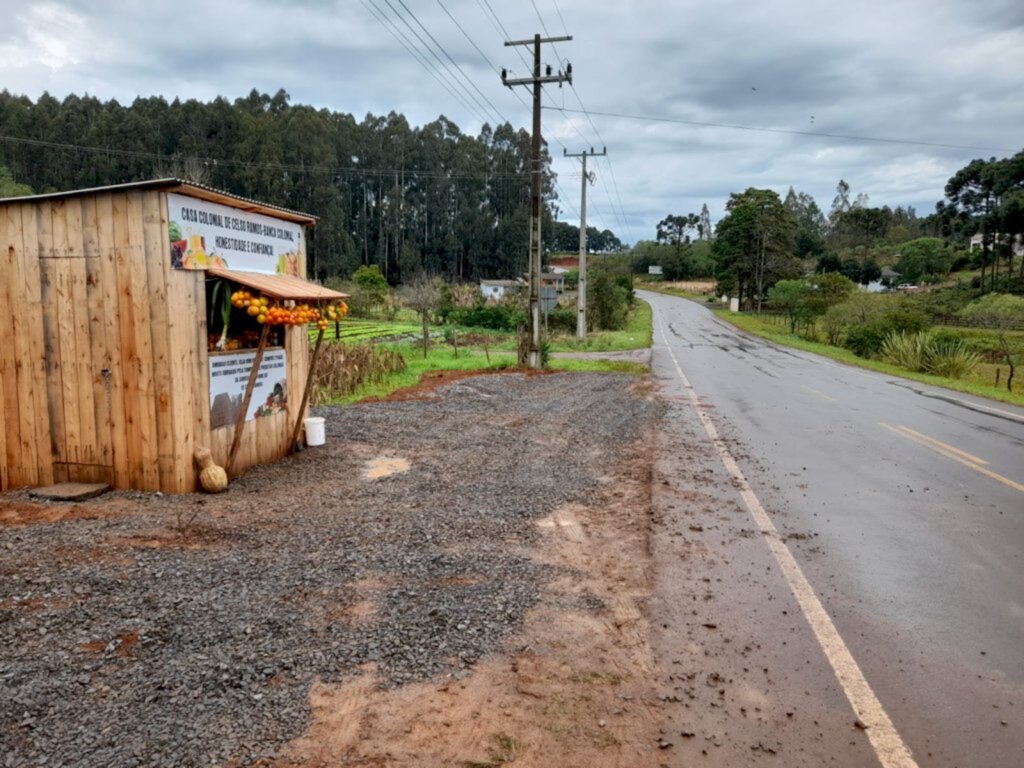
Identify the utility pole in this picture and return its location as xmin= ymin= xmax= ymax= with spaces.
xmin=502 ymin=34 xmax=572 ymax=368
xmin=563 ymin=146 xmax=605 ymax=340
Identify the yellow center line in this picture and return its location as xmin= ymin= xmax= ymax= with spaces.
xmin=895 ymin=425 xmax=989 ymax=466
xmin=879 ymin=423 xmax=1024 ymax=494
xmin=801 ymin=384 xmax=837 ymax=403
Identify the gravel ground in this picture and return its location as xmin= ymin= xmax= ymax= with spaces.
xmin=0 ymin=372 xmax=660 ymax=768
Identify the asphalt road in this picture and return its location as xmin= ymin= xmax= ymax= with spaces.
xmin=643 ymin=290 xmax=1024 ymax=767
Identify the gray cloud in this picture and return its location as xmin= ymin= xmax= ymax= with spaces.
xmin=0 ymin=0 xmax=1021 ymax=242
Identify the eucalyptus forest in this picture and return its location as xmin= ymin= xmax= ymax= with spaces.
xmin=1 ymin=88 xmax=1022 ymax=308
xmin=0 ymin=88 xmax=565 ymax=283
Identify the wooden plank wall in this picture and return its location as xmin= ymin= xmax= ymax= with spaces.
xmin=1 ymin=202 xmax=53 ymax=488
xmin=1 ymin=190 xmax=310 ymax=493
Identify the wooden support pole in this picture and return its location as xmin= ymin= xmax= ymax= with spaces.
xmin=289 ymin=326 xmax=325 ymax=453
xmin=503 ymin=33 xmax=572 ymax=368
xmin=226 ymin=322 xmax=271 ymax=475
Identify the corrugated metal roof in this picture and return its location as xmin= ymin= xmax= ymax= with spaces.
xmin=207 ymin=267 xmax=348 ymax=302
xmin=0 ymin=178 xmax=317 ymax=224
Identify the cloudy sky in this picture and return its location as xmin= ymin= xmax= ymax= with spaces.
xmin=2 ymin=0 xmax=1022 ymax=244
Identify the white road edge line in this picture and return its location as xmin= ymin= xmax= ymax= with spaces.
xmin=656 ymin=316 xmax=919 ymax=768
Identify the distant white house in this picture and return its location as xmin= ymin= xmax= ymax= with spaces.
xmin=865 ymin=266 xmax=900 ymax=294
xmin=480 ymin=278 xmax=523 ymax=300
xmin=969 ymin=232 xmax=1024 ymax=256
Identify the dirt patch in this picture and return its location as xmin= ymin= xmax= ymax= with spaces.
xmin=78 ymin=629 xmax=141 ymax=658
xmin=275 ymin=442 xmax=665 ymax=767
xmin=0 ymin=500 xmax=122 ymax=527
xmin=107 ymin=523 xmax=235 ymax=551
xmin=368 ymin=367 xmax=554 ymax=402
xmin=363 ymin=456 xmax=411 ymax=480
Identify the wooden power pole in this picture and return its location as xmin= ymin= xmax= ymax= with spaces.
xmin=563 ymin=146 xmax=605 ymax=340
xmin=502 ymin=34 xmax=572 ymax=368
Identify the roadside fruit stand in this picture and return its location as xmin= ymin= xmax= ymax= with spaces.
xmin=0 ymin=179 xmax=346 ymax=494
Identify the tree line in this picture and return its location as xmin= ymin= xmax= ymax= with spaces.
xmin=0 ymin=88 xmax=621 ymax=283
xmin=635 ymin=150 xmax=1023 ymax=308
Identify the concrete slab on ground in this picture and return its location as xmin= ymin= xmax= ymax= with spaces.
xmin=29 ymin=483 xmax=111 ymax=502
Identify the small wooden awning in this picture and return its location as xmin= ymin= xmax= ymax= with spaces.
xmin=207 ymin=267 xmax=348 ymax=302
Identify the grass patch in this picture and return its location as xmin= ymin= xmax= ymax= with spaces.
xmin=548 ymin=358 xmax=648 ymax=375
xmin=322 ymin=344 xmax=517 ymax=404
xmin=324 ymin=298 xmax=655 ymax=355
xmin=311 ymin=300 xmax=653 ymax=404
xmin=712 ymin=308 xmax=1024 ymax=407
xmin=545 ymin=298 xmax=653 ymax=352
xmin=488 ymin=298 xmax=654 ymax=353
xmin=316 ymin=339 xmax=648 ymax=404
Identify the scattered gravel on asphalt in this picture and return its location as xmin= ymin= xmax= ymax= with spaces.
xmin=0 ymin=372 xmax=661 ymax=768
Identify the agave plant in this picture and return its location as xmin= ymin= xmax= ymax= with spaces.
xmin=923 ymin=337 xmax=981 ymax=379
xmin=880 ymin=330 xmax=981 ymax=379
xmin=880 ymin=331 xmax=930 ymax=372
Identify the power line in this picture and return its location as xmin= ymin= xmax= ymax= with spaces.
xmin=481 ymin=0 xmax=627 ymax=240
xmin=555 ymin=78 xmax=635 ymax=241
xmin=550 ymin=102 xmax=634 ymax=242
xmin=519 ymin=0 xmax=634 ymax=241
xmin=552 ymin=177 xmax=580 ymax=220
xmin=361 ymin=0 xmax=483 ymax=122
xmin=435 ymin=0 xmax=533 ymax=120
xmin=477 ymin=0 xmax=531 ymax=72
xmin=393 ymin=0 xmax=508 ymax=126
xmin=436 ymin=0 xmax=499 ymax=72
xmin=529 ymin=0 xmax=553 ymax=38
xmin=378 ymin=0 xmax=496 ymax=125
xmin=543 ymin=106 xmax=1015 ymax=153
xmin=552 ymin=0 xmax=571 ymax=37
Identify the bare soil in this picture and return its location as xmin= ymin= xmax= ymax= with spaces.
xmin=275 ymin=450 xmax=664 ymax=768
xmin=0 ymin=372 xmax=669 ymax=767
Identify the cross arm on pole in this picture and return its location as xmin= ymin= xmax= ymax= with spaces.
xmin=504 ymin=35 xmax=573 ymax=47
xmin=503 ymin=74 xmax=572 ymax=87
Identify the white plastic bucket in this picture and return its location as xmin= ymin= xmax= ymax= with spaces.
xmin=304 ymin=417 xmax=326 ymax=447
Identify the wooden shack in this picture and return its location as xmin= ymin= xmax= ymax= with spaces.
xmin=0 ymin=179 xmax=345 ymax=494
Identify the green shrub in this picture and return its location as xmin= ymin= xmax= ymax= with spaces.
xmin=450 ymin=302 xmax=526 ymax=331
xmin=546 ymin=305 xmax=577 ymax=333
xmin=844 ymin=324 xmax=886 ymax=357
xmin=588 ymin=269 xmax=630 ymax=330
xmin=883 ymin=308 xmax=930 ymax=334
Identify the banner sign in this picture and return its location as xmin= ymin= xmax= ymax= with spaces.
xmin=168 ymin=192 xmax=304 ymax=276
xmin=208 ymin=349 xmax=288 ymax=429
